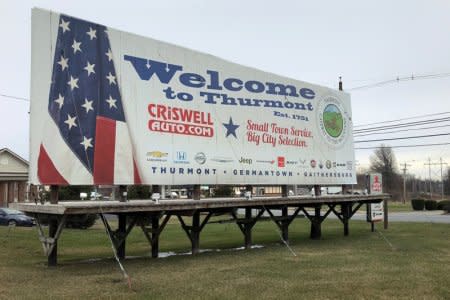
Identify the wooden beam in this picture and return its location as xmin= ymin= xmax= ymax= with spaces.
xmin=193 ymin=185 xmax=201 ymax=200
xmin=49 ymin=185 xmax=59 ymax=204
xmin=151 ymin=215 xmax=159 ymax=258
xmin=117 ymin=214 xmax=127 ymax=259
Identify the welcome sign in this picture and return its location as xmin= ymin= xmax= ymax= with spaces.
xmin=29 ymin=8 xmax=356 ymax=185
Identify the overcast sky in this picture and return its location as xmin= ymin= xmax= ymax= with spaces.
xmin=1 ymin=0 xmax=450 ymax=179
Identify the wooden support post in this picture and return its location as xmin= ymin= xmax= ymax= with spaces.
xmin=193 ymin=185 xmax=201 ymax=200
xmin=117 ymin=214 xmax=127 ymax=259
xmin=281 ymin=185 xmax=288 ymax=197
xmin=244 ymin=208 xmax=252 ymax=249
xmin=49 ymin=185 xmax=59 ymax=204
xmin=310 ymin=185 xmax=322 ymax=239
xmin=281 ymin=206 xmax=289 ymax=242
xmin=383 ymin=198 xmax=388 ymax=230
xmin=314 ymin=185 xmax=321 ymax=197
xmin=151 ymin=215 xmax=160 ymax=258
xmin=47 ymin=217 xmax=58 ymax=266
xmin=371 ymin=221 xmax=375 ymax=232
xmin=47 ymin=185 xmax=59 ymax=266
xmin=341 ymin=184 xmax=349 ymax=194
xmin=191 ymin=211 xmax=200 ymax=254
xmin=310 ymin=205 xmax=322 ymax=239
xmin=119 ymin=185 xmax=127 ymax=202
xmin=342 ymin=203 xmax=350 ymax=236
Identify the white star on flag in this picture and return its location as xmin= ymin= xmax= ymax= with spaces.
xmin=57 ymin=56 xmax=69 ymax=71
xmin=64 ymin=114 xmax=77 ymax=130
xmin=106 ymin=72 xmax=116 ymax=85
xmin=72 ymin=39 xmax=82 ymax=54
xmin=106 ymin=95 xmax=117 ymax=109
xmin=80 ymin=136 xmax=93 ymax=150
xmin=81 ymin=98 xmax=94 ymax=113
xmin=86 ymin=27 xmax=97 ymax=40
xmin=67 ymin=76 xmax=79 ymax=90
xmin=59 ymin=19 xmax=70 ymax=33
xmin=54 ymin=94 xmax=64 ymax=109
xmin=106 ymin=49 xmax=113 ymax=61
xmin=84 ymin=61 xmax=95 ymax=76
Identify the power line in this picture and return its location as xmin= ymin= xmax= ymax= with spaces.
xmin=353 ymin=124 xmax=450 ymax=137
xmin=0 ymin=93 xmax=30 ymax=102
xmin=353 ymin=111 xmax=450 ymax=128
xmin=354 ymin=132 xmax=450 ymax=143
xmin=353 ymin=117 xmax=450 ymax=133
xmin=354 ymin=142 xmax=450 ymax=150
xmin=348 ymin=72 xmax=450 ymax=91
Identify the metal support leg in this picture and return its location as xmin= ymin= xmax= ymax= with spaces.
xmin=151 ymin=215 xmax=160 ymax=258
xmin=117 ymin=214 xmax=127 ymax=259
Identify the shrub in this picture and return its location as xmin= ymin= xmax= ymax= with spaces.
xmin=411 ymin=199 xmax=425 ymax=211
xmin=424 ymin=200 xmax=438 ymax=211
xmin=437 ymin=200 xmax=450 ymax=210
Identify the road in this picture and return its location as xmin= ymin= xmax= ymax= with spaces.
xmin=349 ymin=211 xmax=450 ymax=224
xmin=238 ymin=209 xmax=450 ymax=224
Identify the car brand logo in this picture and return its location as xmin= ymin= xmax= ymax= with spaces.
xmin=319 ymin=161 xmax=324 ymax=169
xmin=146 ymin=150 xmax=168 ymax=162
xmin=211 ymin=156 xmax=234 ymax=163
xmin=326 ymin=160 xmax=332 ymax=169
xmin=346 ymin=161 xmax=353 ymax=170
xmin=195 ymin=152 xmax=207 ymax=164
xmin=239 ymin=157 xmax=252 ymax=164
xmin=310 ymin=159 xmax=317 ymax=168
xmin=174 ymin=151 xmax=189 ymax=164
xmin=256 ymin=160 xmax=275 ymax=165
xmin=147 ymin=151 xmax=168 ymax=158
xmin=277 ymin=156 xmax=285 ymax=168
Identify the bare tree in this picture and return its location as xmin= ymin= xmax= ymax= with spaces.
xmin=369 ymin=144 xmax=401 ymax=196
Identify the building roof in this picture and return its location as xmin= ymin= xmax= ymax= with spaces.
xmin=0 ymin=148 xmax=29 ymax=166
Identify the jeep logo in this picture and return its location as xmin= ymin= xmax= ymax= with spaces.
xmin=239 ymin=157 xmax=252 ymax=164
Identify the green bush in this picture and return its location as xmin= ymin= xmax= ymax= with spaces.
xmin=411 ymin=199 xmax=425 ymax=211
xmin=437 ymin=200 xmax=450 ymax=210
xmin=424 ymin=200 xmax=438 ymax=210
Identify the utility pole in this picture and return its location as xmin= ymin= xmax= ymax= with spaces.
xmin=424 ymin=158 xmax=448 ymax=200
xmin=439 ymin=158 xmax=447 ymax=200
xmin=401 ymin=162 xmax=412 ymax=204
xmin=424 ymin=158 xmax=433 ymax=199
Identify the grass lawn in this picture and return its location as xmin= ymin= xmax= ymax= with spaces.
xmin=385 ymin=202 xmax=413 ymax=212
xmin=0 ymin=218 xmax=449 ymax=299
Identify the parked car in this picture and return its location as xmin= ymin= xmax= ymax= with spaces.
xmin=0 ymin=208 xmax=35 ymax=227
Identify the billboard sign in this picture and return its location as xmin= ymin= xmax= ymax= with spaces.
xmin=29 ymin=8 xmax=356 ymax=185
xmin=369 ymin=173 xmax=383 ymax=195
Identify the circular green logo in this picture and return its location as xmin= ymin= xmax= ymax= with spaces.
xmin=323 ymin=104 xmax=343 ymax=138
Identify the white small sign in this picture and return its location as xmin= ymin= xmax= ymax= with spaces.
xmin=367 ymin=203 xmax=384 ymax=222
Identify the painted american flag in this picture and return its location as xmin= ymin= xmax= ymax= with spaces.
xmin=37 ymin=14 xmax=141 ymax=185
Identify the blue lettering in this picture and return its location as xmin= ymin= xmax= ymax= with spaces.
xmin=299 ymin=88 xmax=315 ymax=99
xmin=179 ymin=73 xmax=206 ymax=88
xmin=124 ymin=55 xmax=182 ymax=83
xmin=223 ymin=78 xmax=243 ymax=91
